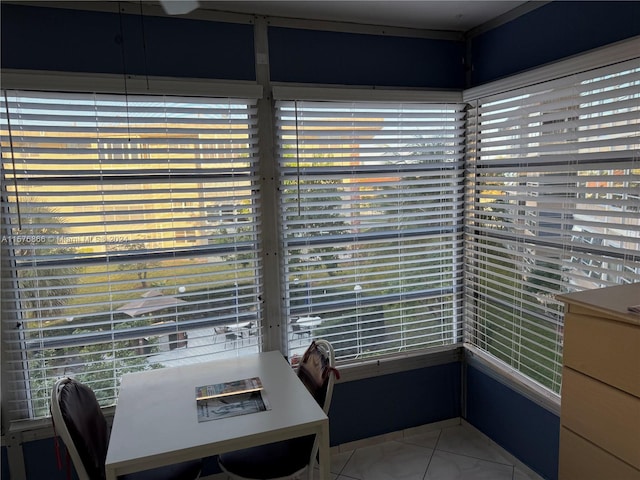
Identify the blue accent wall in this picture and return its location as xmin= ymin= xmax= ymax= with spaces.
xmin=5 ymin=2 xmax=636 ymax=90
xmin=133 ymin=15 xmax=255 ymax=80
xmin=465 ymin=365 xmax=560 ymax=480
xmin=1 ymin=4 xmax=465 ymax=88
xmin=1 ymin=445 xmax=9 ymax=480
xmin=0 ymin=4 xmax=255 ymax=81
xmin=22 ymin=437 xmax=79 ymax=480
xmin=269 ymin=27 xmax=465 ymax=88
xmin=468 ymin=1 xmax=640 ymax=86
xmin=329 ymin=362 xmax=461 ymax=445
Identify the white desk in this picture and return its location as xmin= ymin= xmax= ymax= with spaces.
xmin=105 ymin=351 xmax=330 ymax=479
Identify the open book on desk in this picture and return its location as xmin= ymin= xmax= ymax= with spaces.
xmin=196 ymin=377 xmax=270 ymax=422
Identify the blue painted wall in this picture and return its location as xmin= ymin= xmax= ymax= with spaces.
xmin=22 ymin=437 xmax=80 ymax=480
xmin=4 ymin=2 xmax=637 ymax=89
xmin=268 ymin=27 xmax=465 ymax=88
xmin=1 ymin=3 xmax=464 ymax=89
xmin=465 ymin=365 xmax=560 ymax=480
xmin=329 ymin=362 xmax=462 ymax=445
xmin=0 ymin=4 xmax=256 ymax=81
xmin=1 ymin=445 xmax=9 ymax=480
xmin=468 ymin=1 xmax=640 ymax=86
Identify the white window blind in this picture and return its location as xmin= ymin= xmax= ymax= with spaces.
xmin=1 ymin=90 xmax=262 ymax=420
xmin=276 ymin=100 xmax=466 ymax=361
xmin=465 ymin=59 xmax=640 ymax=394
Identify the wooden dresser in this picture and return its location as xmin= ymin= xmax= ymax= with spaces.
xmin=557 ymin=283 xmax=640 ymax=480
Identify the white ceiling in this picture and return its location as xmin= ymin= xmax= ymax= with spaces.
xmin=197 ymin=1 xmax=532 ymax=32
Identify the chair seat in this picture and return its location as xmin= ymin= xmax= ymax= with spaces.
xmin=120 ymin=459 xmax=202 ymax=480
xmin=218 ymin=435 xmax=315 ymax=479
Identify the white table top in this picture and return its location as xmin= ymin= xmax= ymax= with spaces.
xmin=105 ymin=350 xmax=329 ymax=478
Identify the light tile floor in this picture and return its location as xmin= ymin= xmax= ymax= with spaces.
xmin=317 ymin=421 xmax=545 ymax=480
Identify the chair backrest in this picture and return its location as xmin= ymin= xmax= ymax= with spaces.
xmin=296 ymin=339 xmax=339 ymax=414
xmin=51 ymin=377 xmax=109 ymax=480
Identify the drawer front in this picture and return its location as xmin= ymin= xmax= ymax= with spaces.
xmin=561 ymin=367 xmax=640 ymax=469
xmin=563 ymin=312 xmax=640 ymax=397
xmin=559 ymin=427 xmax=640 ymax=480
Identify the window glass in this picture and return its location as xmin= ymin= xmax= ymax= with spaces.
xmin=0 ymin=91 xmax=262 ymax=419
xmin=276 ymin=101 xmax=466 ymax=361
xmin=465 ymin=62 xmax=640 ymax=394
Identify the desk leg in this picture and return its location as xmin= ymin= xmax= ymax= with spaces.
xmin=105 ymin=467 xmax=116 ymax=480
xmin=318 ymin=420 xmax=330 ymax=480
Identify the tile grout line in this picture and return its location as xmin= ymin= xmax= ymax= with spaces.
xmin=334 ymin=449 xmax=357 ymax=478
xmin=434 ymin=447 xmax=516 ymax=467
xmin=459 ymin=419 xmax=544 ymax=479
xmin=435 ymin=422 xmax=520 ymax=469
xmin=421 ymin=428 xmax=442 ymax=480
xmin=329 ymin=418 xmax=543 ymax=480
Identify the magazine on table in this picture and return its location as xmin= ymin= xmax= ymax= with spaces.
xmin=196 ymin=376 xmax=263 ymax=401
xmin=196 ymin=377 xmax=270 ymax=422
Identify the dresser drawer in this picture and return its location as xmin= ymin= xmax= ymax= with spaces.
xmin=561 ymin=367 xmax=640 ymax=469
xmin=559 ymin=427 xmax=640 ymax=480
xmin=563 ymin=312 xmax=640 ymax=397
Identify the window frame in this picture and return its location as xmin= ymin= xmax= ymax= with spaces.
xmin=0 ymin=76 xmax=469 ymax=423
xmin=0 ymin=73 xmax=265 ymax=421
xmin=272 ymin=91 xmax=467 ymax=363
xmin=463 ymin=38 xmax=640 ymax=399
